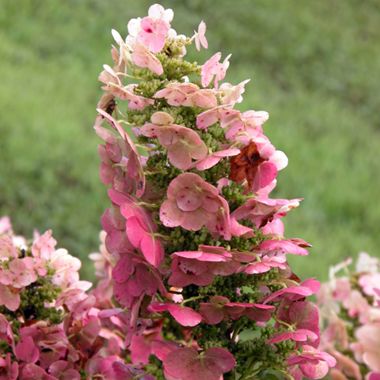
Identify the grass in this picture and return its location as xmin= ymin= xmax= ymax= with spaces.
xmin=1 ymin=0 xmax=379 ymax=280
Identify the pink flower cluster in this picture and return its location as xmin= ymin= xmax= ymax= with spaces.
xmin=94 ymin=4 xmax=335 ymax=379
xmin=0 ymin=218 xmax=139 ymax=380
xmin=0 ymin=219 xmax=82 ymax=312
xmin=318 ymin=253 xmax=380 ymax=380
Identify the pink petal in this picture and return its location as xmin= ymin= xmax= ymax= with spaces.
xmin=199 ymin=303 xmax=224 ymax=325
xmin=15 ymin=336 xmax=39 ymax=363
xmin=160 ymin=200 xmax=183 ymax=227
xmin=252 ymin=162 xmax=278 ymax=192
xmin=140 ymin=234 xmax=164 ymax=268
xmin=168 ymin=304 xmax=202 ymax=327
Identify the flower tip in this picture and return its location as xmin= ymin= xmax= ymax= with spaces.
xmin=111 ymin=28 xmax=123 ymax=44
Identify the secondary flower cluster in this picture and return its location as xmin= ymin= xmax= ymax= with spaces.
xmin=318 ymin=253 xmax=380 ymax=380
xmin=0 ymin=217 xmax=141 ymax=380
xmin=94 ymin=4 xmax=335 ymax=379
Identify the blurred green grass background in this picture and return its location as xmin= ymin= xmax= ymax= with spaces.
xmin=1 ymin=0 xmax=379 ymax=280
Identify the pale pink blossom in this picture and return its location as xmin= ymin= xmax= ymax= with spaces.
xmin=244 ymin=253 xmax=287 ymax=274
xmin=218 ymin=79 xmax=250 ymax=105
xmin=194 ymin=21 xmax=208 ymax=51
xmin=351 ymin=323 xmax=380 ymax=373
xmin=154 ymin=82 xmax=217 ymax=108
xmin=111 ymin=29 xmax=131 ymax=68
xmin=0 ymin=284 xmax=20 ymax=311
xmin=201 ymin=52 xmax=231 ymax=88
xmin=154 ymin=82 xmax=198 ymax=106
xmin=141 ymin=112 xmax=208 ymax=170
xmin=160 ymin=173 xmax=232 ymax=238
xmin=329 ymin=351 xmax=362 ymax=380
xmin=98 ymin=65 xmax=154 ymax=109
xmin=231 ymin=197 xmax=301 ymax=230
xmin=288 ymin=345 xmax=336 ymax=380
xmin=0 ymin=216 xmax=12 ymax=235
xmin=356 ymin=252 xmax=379 ymax=274
xmin=0 ymin=257 xmax=37 ymax=288
xmin=359 ymin=272 xmax=380 ymax=298
xmin=196 ymin=106 xmax=236 ymax=130
xmin=223 ymin=110 xmax=269 ymax=140
xmin=192 ymin=147 xmax=240 ymax=170
xmin=48 ymin=249 xmax=81 ymax=288
xmin=342 ymin=289 xmax=370 ymax=323
xmin=136 ymin=4 xmax=173 ymax=53
xmin=32 ymin=230 xmax=57 ymax=259
xmin=0 ymin=235 xmax=18 ymax=259
xmin=131 ymin=43 xmax=163 ymax=75
xmin=258 ymin=238 xmax=310 ymax=256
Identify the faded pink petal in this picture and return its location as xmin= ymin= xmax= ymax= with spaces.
xmin=201 ymin=52 xmax=230 ymax=88
xmin=194 ymin=20 xmax=208 ymax=51
xmin=0 ymin=284 xmax=20 ymax=311
xmin=132 ymin=43 xmax=163 ymax=75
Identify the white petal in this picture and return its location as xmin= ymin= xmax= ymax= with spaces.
xmin=111 ymin=29 xmax=123 ymax=45
xmin=271 ymin=150 xmax=288 ymax=170
xmin=127 ymin=17 xmax=141 ymax=37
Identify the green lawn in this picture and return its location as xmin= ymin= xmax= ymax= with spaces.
xmin=1 ymin=0 xmax=379 ymax=280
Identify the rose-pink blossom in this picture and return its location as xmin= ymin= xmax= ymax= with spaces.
xmin=163 ymin=347 xmax=236 ymax=380
xmin=108 ymin=189 xmax=163 ymax=267
xmin=95 ymin=108 xmax=145 ymax=197
xmin=149 ymin=302 xmax=202 ymax=327
xmin=201 ymin=52 xmax=231 ymax=88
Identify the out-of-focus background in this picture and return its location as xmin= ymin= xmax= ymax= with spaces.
xmin=1 ymin=0 xmax=379 ymax=280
